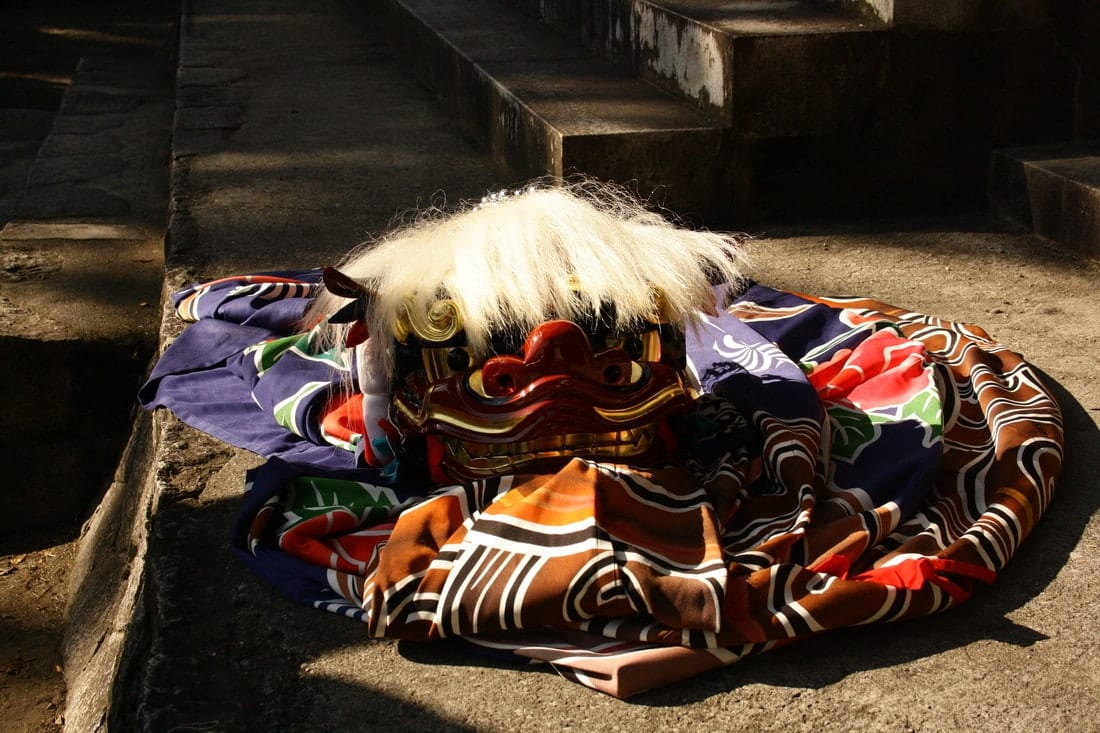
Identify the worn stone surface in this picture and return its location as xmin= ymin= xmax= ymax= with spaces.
xmin=63 ymin=412 xmax=158 ymax=733
xmin=0 ymin=111 xmax=52 ymax=228
xmin=0 ymin=339 xmax=150 ymax=522
xmin=1 ymin=221 xmax=154 ymax=240
xmin=0 ymin=4 xmax=178 ymax=731
xmin=0 ymin=109 xmax=57 ymax=140
xmin=0 ymin=13 xmax=172 ymax=535
xmin=990 ymin=142 xmax=1100 ymax=260
xmin=522 ymin=0 xmax=887 ymax=128
xmin=892 ymin=0 xmax=1051 ymax=29
xmin=0 ymin=237 xmax=160 ymax=339
xmin=59 ymin=2 xmax=1100 ymax=733
xmin=46 ymin=1 xmax=1100 ymax=732
xmin=388 ymin=0 xmax=729 ymax=219
xmin=418 ymin=0 xmax=1078 ymax=222
xmin=176 ymin=66 xmax=247 ymax=87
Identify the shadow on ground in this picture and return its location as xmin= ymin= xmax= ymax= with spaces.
xmin=132 ymin=373 xmax=1098 ymax=726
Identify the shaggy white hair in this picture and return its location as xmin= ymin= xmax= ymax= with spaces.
xmin=313 ymin=181 xmax=747 ymax=374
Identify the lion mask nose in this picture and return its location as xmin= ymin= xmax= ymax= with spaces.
xmin=477 ymin=320 xmax=639 ymax=398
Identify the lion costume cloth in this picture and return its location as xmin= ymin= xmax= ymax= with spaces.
xmin=140 ymin=185 xmax=1063 ymax=698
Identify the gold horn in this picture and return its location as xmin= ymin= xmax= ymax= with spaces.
xmin=394 ymin=297 xmax=464 ymax=343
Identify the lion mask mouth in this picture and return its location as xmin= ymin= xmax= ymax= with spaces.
xmin=389 ymin=318 xmax=695 ymax=482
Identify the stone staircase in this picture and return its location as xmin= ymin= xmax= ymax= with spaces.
xmin=506 ymin=0 xmax=887 ymax=128
xmin=379 ymin=0 xmax=1098 ymax=247
xmin=56 ymin=2 xmax=1100 ymax=730
xmin=380 ymin=0 xmax=730 ymax=218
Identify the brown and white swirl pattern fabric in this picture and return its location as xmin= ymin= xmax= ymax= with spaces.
xmin=472 ymin=288 xmax=1061 ymax=695
xmin=791 ymin=294 xmax=1062 ymax=575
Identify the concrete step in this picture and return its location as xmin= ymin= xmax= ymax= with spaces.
xmin=388 ymin=0 xmax=1076 ymax=222
xmin=888 ymin=0 xmax=1052 ymax=29
xmin=828 ymin=0 xmax=1053 ymax=29
xmin=382 ymin=0 xmax=731 ymax=219
xmin=0 ymin=51 xmax=172 ymax=531
xmin=507 ymin=0 xmax=887 ymax=134
xmin=990 ymin=141 xmax=1100 ymax=260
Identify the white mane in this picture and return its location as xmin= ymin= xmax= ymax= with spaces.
xmin=314 ymin=182 xmax=747 ymax=373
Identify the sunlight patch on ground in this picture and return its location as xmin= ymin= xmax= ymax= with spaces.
xmin=36 ymin=26 xmax=163 ymax=47
xmin=0 ymin=71 xmax=70 ymax=86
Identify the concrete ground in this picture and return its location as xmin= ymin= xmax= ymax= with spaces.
xmin=58 ymin=0 xmax=1099 ymax=730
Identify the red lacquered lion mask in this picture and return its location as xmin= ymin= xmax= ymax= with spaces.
xmin=318 ymin=185 xmax=744 ymax=484
xmin=387 ymin=299 xmax=694 ymax=482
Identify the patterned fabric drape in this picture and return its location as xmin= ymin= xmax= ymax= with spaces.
xmin=140 ymin=274 xmax=1062 ymax=698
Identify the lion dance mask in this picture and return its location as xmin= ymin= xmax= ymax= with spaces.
xmin=313 ymin=185 xmax=746 ymax=484
xmin=142 ymin=182 xmax=1062 ymax=699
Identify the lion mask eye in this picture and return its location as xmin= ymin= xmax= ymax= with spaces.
xmin=413 ymin=342 xmax=479 ymax=383
xmin=446 ymin=347 xmax=473 ymax=373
